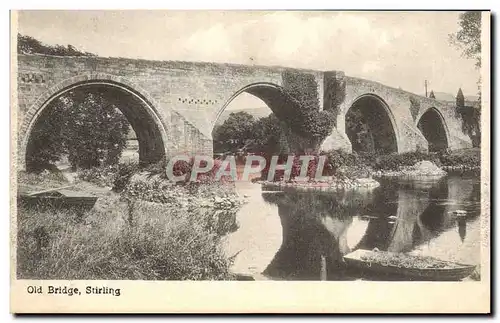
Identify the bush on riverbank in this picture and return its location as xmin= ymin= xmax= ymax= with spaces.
xmin=372 ymin=160 xmax=447 ymax=178
xmin=259 ymin=150 xmax=376 ymax=182
xmin=17 ymin=200 xmax=234 ymax=280
xmin=373 ymin=152 xmax=442 ymax=171
xmin=77 ymin=165 xmax=120 ymax=187
xmin=321 ymin=149 xmax=479 ymax=174
xmin=72 ymin=156 xmax=234 ymax=191
xmin=439 ymin=148 xmax=480 ymax=169
xmin=260 ymin=155 xmax=333 ymax=181
xmin=121 ymin=173 xmax=242 ymax=236
xmin=324 ymin=150 xmax=374 ymax=171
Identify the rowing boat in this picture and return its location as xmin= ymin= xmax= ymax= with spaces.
xmin=19 ymin=187 xmax=98 ymax=211
xmin=343 ymin=249 xmax=476 ymax=281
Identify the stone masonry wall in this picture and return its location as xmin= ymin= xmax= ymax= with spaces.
xmin=17 ymin=54 xmax=473 ymax=169
xmin=17 ymin=54 xmax=324 ymax=167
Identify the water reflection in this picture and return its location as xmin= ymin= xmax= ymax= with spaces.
xmin=226 ymin=172 xmax=481 ymax=280
xmin=260 ymin=190 xmax=370 ymax=280
xmin=457 ymin=218 xmax=467 ymax=242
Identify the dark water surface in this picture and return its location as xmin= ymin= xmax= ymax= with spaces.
xmin=224 ymin=172 xmax=481 ymax=281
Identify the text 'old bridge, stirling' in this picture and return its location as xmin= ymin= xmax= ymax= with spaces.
xmin=16 ymin=54 xmax=473 ymax=169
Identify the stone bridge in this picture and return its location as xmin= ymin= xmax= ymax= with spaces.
xmin=16 ymin=54 xmax=473 ymax=169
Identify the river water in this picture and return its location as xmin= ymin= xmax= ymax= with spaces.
xmin=223 ymin=172 xmax=482 ymax=281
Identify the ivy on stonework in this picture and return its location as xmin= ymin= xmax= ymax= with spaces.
xmin=272 ymin=70 xmax=340 ymax=149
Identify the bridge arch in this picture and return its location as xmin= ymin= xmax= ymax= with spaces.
xmin=345 ymin=93 xmax=399 ymax=154
xmin=212 ymin=82 xmax=292 ymax=156
xmin=416 ymin=107 xmax=450 ymax=152
xmin=213 ymin=82 xmax=286 ymax=129
xmin=19 ymin=73 xmax=169 ymax=170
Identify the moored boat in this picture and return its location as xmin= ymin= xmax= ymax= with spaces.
xmin=19 ymin=186 xmax=98 ymax=211
xmin=343 ymin=249 xmax=476 ymax=281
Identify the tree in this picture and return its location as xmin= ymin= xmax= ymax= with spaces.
xmin=449 ymin=12 xmax=482 ymax=103
xmin=213 ymin=112 xmax=256 ymax=153
xmin=449 ymin=11 xmax=481 ymax=68
xmin=21 ymin=35 xmax=130 ymax=172
xmin=27 ymin=89 xmax=130 ymax=171
xmin=18 ymin=33 xmax=96 ymax=57
xmin=429 ymin=90 xmax=436 ymax=99
xmin=212 ymin=112 xmax=291 ymax=156
xmin=345 ymin=107 xmax=375 ymax=154
xmin=454 ymin=87 xmax=481 ymax=148
xmin=251 ymin=114 xmax=290 ymax=155
xmin=63 ymin=91 xmax=130 ymax=169
xmin=26 ymin=105 xmax=67 ymax=171
xmin=456 ymin=88 xmax=465 ymax=108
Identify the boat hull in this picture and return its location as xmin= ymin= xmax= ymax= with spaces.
xmin=343 ymin=249 xmax=476 ymax=281
xmin=19 ymin=195 xmax=98 ymax=211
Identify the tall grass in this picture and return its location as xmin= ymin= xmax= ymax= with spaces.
xmin=17 ymin=198 xmax=234 ymax=280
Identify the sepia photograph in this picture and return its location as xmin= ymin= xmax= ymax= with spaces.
xmin=10 ymin=9 xmax=490 ymax=313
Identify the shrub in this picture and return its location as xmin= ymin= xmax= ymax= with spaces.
xmin=258 ymin=154 xmax=334 ymax=182
xmin=162 ymin=157 xmax=234 ymax=184
xmin=324 ymin=150 xmax=360 ymax=171
xmin=304 ymin=155 xmax=335 ymax=179
xmin=142 ymin=159 xmax=168 ymax=177
xmin=336 ymin=165 xmax=372 ymax=180
xmin=77 ymin=165 xmax=119 ymax=187
xmin=455 ymin=106 xmax=481 ymax=148
xmin=374 ymin=152 xmax=441 ymax=171
xmin=122 ymin=174 xmax=236 ymax=203
xmin=439 ymin=149 xmax=480 ymax=168
xmin=113 ymin=163 xmax=140 ymax=192
xmin=76 ymin=157 xmax=235 ymax=192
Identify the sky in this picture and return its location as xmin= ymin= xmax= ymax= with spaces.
xmin=17 ymin=10 xmax=481 ymax=104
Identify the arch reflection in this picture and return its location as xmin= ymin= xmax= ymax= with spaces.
xmin=226 ymin=172 xmax=481 ymax=280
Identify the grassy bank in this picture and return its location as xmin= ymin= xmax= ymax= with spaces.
xmin=17 ymin=198 xmax=235 ymax=280
xmin=16 ymin=161 xmax=242 ymax=280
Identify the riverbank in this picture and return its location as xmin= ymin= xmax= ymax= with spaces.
xmin=17 ymin=169 xmax=243 ymax=280
xmin=17 ymin=198 xmax=236 ymax=280
xmin=258 ymin=177 xmax=380 ymax=192
xmin=325 ymin=148 xmax=480 ymax=180
xmin=372 ymin=160 xmax=447 ymax=178
xmin=255 ymin=151 xmax=477 ymax=191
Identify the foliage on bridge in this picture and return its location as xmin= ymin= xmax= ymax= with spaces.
xmin=409 ymin=96 xmax=421 ymax=121
xmin=323 ymin=71 xmax=346 ymax=126
xmin=455 ymin=105 xmax=481 ymax=148
xmin=271 ymin=70 xmax=338 ymax=149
